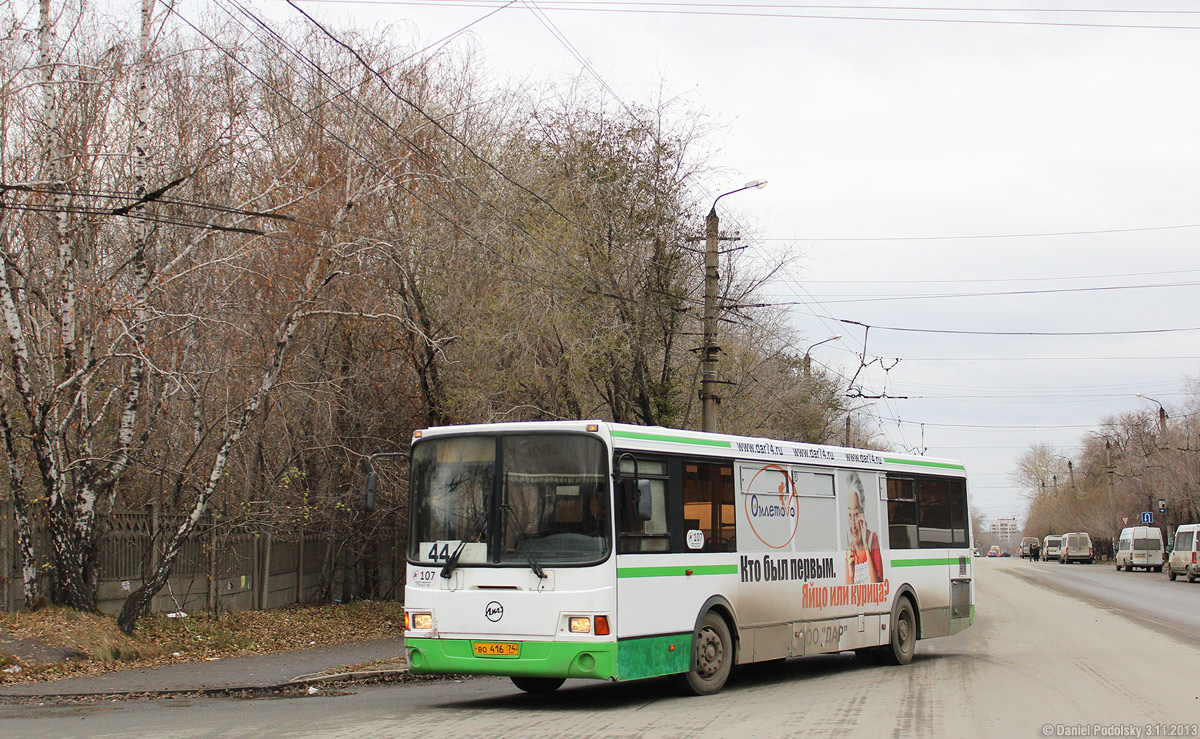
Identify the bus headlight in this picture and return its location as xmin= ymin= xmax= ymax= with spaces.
xmin=408 ymin=612 xmax=434 ymax=631
xmin=568 ymin=617 xmax=592 ymax=634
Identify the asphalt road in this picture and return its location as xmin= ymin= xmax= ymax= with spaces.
xmin=1008 ymin=555 xmax=1200 ymax=641
xmin=2 ymin=557 xmax=1198 ymax=739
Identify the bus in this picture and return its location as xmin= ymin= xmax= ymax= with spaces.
xmin=391 ymin=420 xmax=974 ymax=695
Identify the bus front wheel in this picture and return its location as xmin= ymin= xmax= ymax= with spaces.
xmin=511 ymin=676 xmax=565 ymax=694
xmin=880 ymin=597 xmax=916 ymax=666
xmin=680 ymin=611 xmax=733 ymax=696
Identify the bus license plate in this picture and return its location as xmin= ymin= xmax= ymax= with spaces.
xmin=473 ymin=642 xmax=519 ymax=657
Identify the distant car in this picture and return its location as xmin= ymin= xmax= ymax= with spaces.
xmin=1166 ymin=523 xmax=1200 ymax=583
xmin=1059 ymin=532 xmax=1094 ymax=564
xmin=1116 ymin=525 xmax=1163 ymax=572
xmin=973 ymin=548 xmax=981 ymax=557
xmin=988 ymin=545 xmax=1000 ymax=557
xmin=1042 ymin=535 xmax=1063 ymax=561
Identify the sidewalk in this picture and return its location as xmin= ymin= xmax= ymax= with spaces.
xmin=0 ymin=637 xmax=407 ymax=699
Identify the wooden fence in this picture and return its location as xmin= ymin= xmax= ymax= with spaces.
xmin=0 ymin=500 xmax=404 ymax=614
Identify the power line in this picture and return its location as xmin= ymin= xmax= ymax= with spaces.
xmin=762 ymin=279 xmax=1200 ymax=305
xmin=287 ymin=1 xmax=1200 ymax=31
xmin=836 ymin=318 xmax=1200 ymax=337
xmin=890 ymin=356 xmax=1200 ymax=362
xmin=784 ymin=266 xmax=1200 ymax=286
xmin=766 ymin=221 xmax=1200 ymax=242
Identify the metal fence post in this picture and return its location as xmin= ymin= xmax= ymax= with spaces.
xmin=295 ymin=529 xmax=304 ymax=605
xmin=207 ymin=518 xmax=218 ymax=612
xmin=259 ymin=535 xmax=272 ymax=609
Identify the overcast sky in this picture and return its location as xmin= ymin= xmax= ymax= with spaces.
xmin=261 ymin=0 xmax=1200 ymax=523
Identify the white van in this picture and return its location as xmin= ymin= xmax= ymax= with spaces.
xmin=1166 ymin=523 xmax=1200 ymax=583
xmin=1058 ymin=532 xmax=1094 ymax=564
xmin=1042 ymin=535 xmax=1063 ymax=561
xmin=1115 ymin=526 xmax=1163 ymax=572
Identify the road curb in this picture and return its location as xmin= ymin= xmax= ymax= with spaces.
xmin=0 ymin=667 xmax=413 ymax=702
xmin=284 ymin=667 xmax=411 ymax=687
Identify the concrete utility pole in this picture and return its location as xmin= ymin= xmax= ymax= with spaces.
xmin=1105 ymin=440 xmax=1118 ymax=543
xmin=701 ymin=207 xmax=720 ymax=433
xmin=843 ymin=402 xmax=876 ymax=447
xmin=700 ymin=180 xmax=766 ymax=433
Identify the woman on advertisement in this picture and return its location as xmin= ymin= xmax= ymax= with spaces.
xmin=845 ymin=472 xmax=883 ymax=584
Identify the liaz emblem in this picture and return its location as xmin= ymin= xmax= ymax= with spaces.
xmin=485 ymin=601 xmax=504 ymax=622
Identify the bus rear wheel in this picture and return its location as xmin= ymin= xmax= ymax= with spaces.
xmin=880 ymin=597 xmax=916 ymax=666
xmin=680 ymin=611 xmax=733 ymax=696
xmin=511 ymin=676 xmax=565 ymax=694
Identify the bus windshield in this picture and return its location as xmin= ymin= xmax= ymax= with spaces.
xmin=407 ymin=433 xmax=611 ymax=567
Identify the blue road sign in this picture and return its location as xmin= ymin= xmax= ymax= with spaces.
xmin=1141 ymin=511 xmax=1153 ymax=524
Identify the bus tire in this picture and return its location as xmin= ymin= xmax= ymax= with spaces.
xmin=680 ymin=611 xmax=733 ymax=696
xmin=880 ymin=597 xmax=916 ymax=666
xmin=511 ymin=676 xmax=565 ymax=694
xmin=1168 ymin=568 xmax=1177 ymax=581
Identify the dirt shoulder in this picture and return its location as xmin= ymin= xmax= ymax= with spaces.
xmin=0 ymin=600 xmax=405 ymax=685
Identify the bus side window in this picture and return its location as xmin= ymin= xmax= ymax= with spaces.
xmin=682 ymin=461 xmax=736 ymax=552
xmin=917 ymin=478 xmax=953 ymax=548
xmin=890 ymin=475 xmax=969 ymax=550
xmin=886 ymin=478 xmax=917 ymax=549
xmin=617 ymin=458 xmax=670 ymax=553
xmin=949 ymin=480 xmax=969 ymax=547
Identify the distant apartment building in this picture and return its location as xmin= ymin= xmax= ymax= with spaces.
xmin=991 ymin=517 xmax=1018 ymax=543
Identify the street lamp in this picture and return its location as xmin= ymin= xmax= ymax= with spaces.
xmin=1049 ymin=453 xmax=1076 ymax=492
xmin=1135 ymin=393 xmax=1169 ymax=436
xmin=802 ymin=334 xmax=841 ymax=375
xmin=700 ymin=179 xmax=768 ymax=433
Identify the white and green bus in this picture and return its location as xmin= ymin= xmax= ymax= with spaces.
xmin=397 ymin=420 xmax=974 ymax=695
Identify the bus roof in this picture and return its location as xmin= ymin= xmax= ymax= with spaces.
xmin=413 ymin=420 xmax=966 ymax=477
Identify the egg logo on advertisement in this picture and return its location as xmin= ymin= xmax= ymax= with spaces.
xmin=744 ymin=464 xmax=800 ymax=549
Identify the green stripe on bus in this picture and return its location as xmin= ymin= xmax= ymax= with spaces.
xmin=617 ymin=564 xmax=739 ymax=578
xmin=890 ymin=557 xmax=964 ymax=567
xmin=611 ymin=430 xmax=732 ymax=448
xmin=883 ymin=457 xmax=966 ymax=470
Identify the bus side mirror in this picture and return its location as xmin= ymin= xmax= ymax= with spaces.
xmin=629 ymin=479 xmax=653 ymax=522
xmin=364 ymin=471 xmax=378 ymax=513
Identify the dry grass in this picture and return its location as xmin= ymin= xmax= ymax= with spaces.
xmin=0 ymin=600 xmax=405 ymax=684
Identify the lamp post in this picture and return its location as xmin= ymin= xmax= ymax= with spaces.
xmin=701 ymin=179 xmax=767 ymax=433
xmin=1135 ymin=393 xmax=1169 ymax=436
xmin=1050 ymin=453 xmax=1076 ymax=492
xmin=802 ymin=334 xmax=841 ymax=376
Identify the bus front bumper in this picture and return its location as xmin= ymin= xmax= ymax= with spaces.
xmin=406 ymin=637 xmax=617 ymax=680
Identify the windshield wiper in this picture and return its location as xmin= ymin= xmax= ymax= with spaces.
xmin=441 ymin=508 xmax=490 ymax=580
xmin=439 ymin=540 xmax=468 ymax=580
xmin=500 ymin=504 xmax=546 ymax=579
